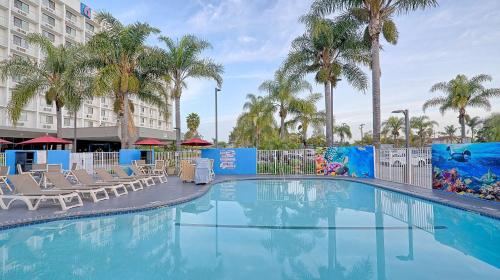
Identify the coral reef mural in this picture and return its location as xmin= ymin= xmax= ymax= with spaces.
xmin=315 ymin=146 xmax=374 ymax=178
xmin=432 ymin=143 xmax=500 ymax=201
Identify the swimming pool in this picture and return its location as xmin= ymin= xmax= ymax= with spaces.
xmin=1 ymin=179 xmax=499 ymax=279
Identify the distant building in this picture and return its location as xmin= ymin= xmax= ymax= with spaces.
xmin=0 ymin=0 xmax=174 ymax=151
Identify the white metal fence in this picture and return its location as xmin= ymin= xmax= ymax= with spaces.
xmin=257 ymin=149 xmax=317 ymax=175
xmin=0 ymin=153 xmax=5 ymax=166
xmin=375 ymin=148 xmax=432 ymax=189
xmin=155 ymin=150 xmax=201 ymax=171
xmin=70 ymin=152 xmax=119 ymax=173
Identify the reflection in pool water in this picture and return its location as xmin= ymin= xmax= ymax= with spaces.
xmin=1 ymin=180 xmax=499 ymax=280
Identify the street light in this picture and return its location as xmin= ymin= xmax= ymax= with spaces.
xmin=215 ymin=87 xmax=221 ymax=148
xmin=392 ymin=109 xmax=410 ymax=184
xmin=359 ymin=123 xmax=365 ymax=141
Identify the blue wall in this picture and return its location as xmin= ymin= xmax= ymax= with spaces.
xmin=201 ymin=148 xmax=257 ymax=175
xmin=5 ymin=150 xmax=39 ymax=174
xmin=432 ymin=142 xmax=500 ymax=201
xmin=119 ymin=149 xmax=141 ymax=165
xmin=47 ymin=150 xmax=70 ymax=170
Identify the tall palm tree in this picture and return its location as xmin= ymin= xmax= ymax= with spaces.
xmin=423 ymin=74 xmax=500 ymax=143
xmin=382 ymin=116 xmax=404 ymax=147
xmin=259 ymin=68 xmax=312 ymax=138
xmin=185 ymin=113 xmax=200 ymax=139
xmin=87 ymin=12 xmax=166 ymax=148
xmin=0 ymin=34 xmax=82 ymax=137
xmin=466 ymin=116 xmax=482 ymax=142
xmin=289 ymin=93 xmax=325 ymax=147
xmin=440 ymin=125 xmax=458 ymax=144
xmin=311 ymin=0 xmax=438 ymax=147
xmin=287 ymin=15 xmax=369 ymax=146
xmin=159 ymin=35 xmax=224 ymax=150
xmin=334 ymin=123 xmax=352 ymax=145
xmin=410 ymin=115 xmax=437 ymax=147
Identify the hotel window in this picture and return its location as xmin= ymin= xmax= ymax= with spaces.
xmin=64 ymin=118 xmax=70 ymax=126
xmin=19 ymin=111 xmax=28 ymax=122
xmin=42 ymin=14 xmax=55 ymax=26
xmin=85 ymin=120 xmax=93 ymax=127
xmin=86 ymin=107 xmax=93 ymax=114
xmin=101 ymin=110 xmax=106 ymax=116
xmin=42 ymin=30 xmax=55 ymax=43
xmin=66 ymin=11 xmax=76 ymax=22
xmin=12 ymin=75 xmax=22 ymax=82
xmin=66 ymin=25 xmax=76 ymax=36
xmin=13 ymin=35 xmax=28 ymax=48
xmin=43 ymin=0 xmax=55 ymax=10
xmin=141 ymin=117 xmax=145 ymax=125
xmin=14 ymin=0 xmax=29 ymax=13
xmin=158 ymin=120 xmax=162 ymax=127
xmin=101 ymin=97 xmax=106 ymax=104
xmin=141 ymin=107 xmax=145 ymax=113
xmin=65 ymin=41 xmax=73 ymax=47
xmin=85 ymin=22 xmax=94 ymax=32
xmin=149 ymin=119 xmax=154 ymax=126
xmin=45 ymin=115 xmax=54 ymax=124
xmin=13 ymin=17 xmax=28 ymax=31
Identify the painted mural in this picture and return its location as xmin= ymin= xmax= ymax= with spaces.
xmin=314 ymin=146 xmax=374 ymax=178
xmin=432 ymin=142 xmax=500 ymax=201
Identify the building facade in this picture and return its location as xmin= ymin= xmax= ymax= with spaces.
xmin=0 ymin=0 xmax=174 ymax=150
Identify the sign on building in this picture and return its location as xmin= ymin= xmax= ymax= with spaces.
xmin=81 ymin=3 xmax=92 ymax=19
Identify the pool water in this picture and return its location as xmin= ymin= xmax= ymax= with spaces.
xmin=1 ymin=179 xmax=499 ymax=279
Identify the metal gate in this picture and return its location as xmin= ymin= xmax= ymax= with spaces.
xmin=70 ymin=152 xmax=94 ymax=173
xmin=375 ymin=148 xmax=432 ymax=189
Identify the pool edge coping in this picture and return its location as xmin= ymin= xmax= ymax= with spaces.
xmin=1 ymin=175 xmax=498 ymax=230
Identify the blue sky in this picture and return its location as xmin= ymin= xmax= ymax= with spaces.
xmin=84 ymin=0 xmax=500 ymax=141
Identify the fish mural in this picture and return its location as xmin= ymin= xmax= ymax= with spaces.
xmin=432 ymin=142 xmax=500 ymax=201
xmin=315 ymin=146 xmax=374 ymax=178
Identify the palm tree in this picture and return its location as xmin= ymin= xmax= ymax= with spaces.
xmin=466 ymin=116 xmax=482 ymax=142
xmin=88 ymin=12 xmax=166 ymax=148
xmin=476 ymin=113 xmax=500 ymax=142
xmin=382 ymin=116 xmax=404 ymax=147
xmin=185 ymin=113 xmax=201 ymax=139
xmin=159 ymin=35 xmax=224 ymax=150
xmin=0 ymin=34 xmax=83 ymax=137
xmin=334 ymin=123 xmax=352 ymax=145
xmin=410 ymin=115 xmax=437 ymax=147
xmin=287 ymin=15 xmax=369 ymax=146
xmin=440 ymin=125 xmax=458 ymax=144
xmin=259 ymin=68 xmax=312 ymax=138
xmin=311 ymin=0 xmax=438 ymax=147
xmin=423 ymin=74 xmax=500 ymax=143
xmin=289 ymin=93 xmax=326 ymax=147
xmin=231 ymin=94 xmax=276 ymax=147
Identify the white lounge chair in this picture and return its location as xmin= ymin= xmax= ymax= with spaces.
xmin=73 ymin=169 xmax=128 ymax=197
xmin=95 ymin=168 xmax=143 ymax=191
xmin=112 ymin=165 xmax=155 ymax=187
xmin=45 ymin=172 xmax=109 ymax=203
xmin=0 ymin=166 xmax=12 ymax=194
xmin=1 ymin=174 xmax=83 ymax=211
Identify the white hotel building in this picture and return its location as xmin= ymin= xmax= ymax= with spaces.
xmin=0 ymin=0 xmax=174 ymax=151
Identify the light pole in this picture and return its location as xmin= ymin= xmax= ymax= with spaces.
xmin=392 ymin=109 xmax=410 ymax=184
xmin=215 ymin=87 xmax=221 ymax=148
xmin=359 ymin=123 xmax=365 ymax=142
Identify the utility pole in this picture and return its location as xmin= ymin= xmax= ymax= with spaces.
xmin=359 ymin=124 xmax=365 ymax=142
xmin=215 ymin=88 xmax=221 ymax=148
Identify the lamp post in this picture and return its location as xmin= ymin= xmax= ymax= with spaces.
xmin=392 ymin=109 xmax=410 ymax=183
xmin=215 ymin=87 xmax=221 ymax=148
xmin=359 ymin=123 xmax=365 ymax=142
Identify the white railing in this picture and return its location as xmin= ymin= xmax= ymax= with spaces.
xmin=155 ymin=150 xmax=201 ymax=171
xmin=257 ymin=149 xmax=316 ymax=175
xmin=70 ymin=152 xmax=94 ymax=173
xmin=93 ymin=152 xmax=119 ymax=170
xmin=375 ymin=147 xmax=432 ymax=189
xmin=0 ymin=153 xmax=5 ymax=166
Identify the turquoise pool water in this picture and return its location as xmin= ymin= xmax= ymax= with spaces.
xmin=1 ymin=179 xmax=499 ymax=279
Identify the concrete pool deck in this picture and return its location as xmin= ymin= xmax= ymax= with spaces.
xmin=1 ymin=175 xmax=499 ymax=229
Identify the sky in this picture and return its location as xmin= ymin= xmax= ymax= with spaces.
xmin=83 ymin=0 xmax=500 ymax=142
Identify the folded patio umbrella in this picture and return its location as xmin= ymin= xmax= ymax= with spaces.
xmin=181 ymin=138 xmax=213 ymax=147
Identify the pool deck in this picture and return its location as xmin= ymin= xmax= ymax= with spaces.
xmin=1 ymin=175 xmax=499 ymax=229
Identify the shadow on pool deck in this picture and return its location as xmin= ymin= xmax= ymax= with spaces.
xmin=1 ymin=175 xmax=499 ymax=229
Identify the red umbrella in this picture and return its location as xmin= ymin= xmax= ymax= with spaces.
xmin=0 ymin=139 xmax=12 ymax=145
xmin=19 ymin=135 xmax=72 ymax=150
xmin=181 ymin=138 xmax=213 ymax=147
xmin=135 ymin=138 xmax=167 ymax=146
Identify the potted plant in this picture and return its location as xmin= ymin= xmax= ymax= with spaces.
xmin=167 ymin=159 xmax=176 ymax=175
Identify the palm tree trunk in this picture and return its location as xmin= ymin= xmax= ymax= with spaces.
xmin=371 ymin=33 xmax=382 ymax=148
xmin=331 ymin=83 xmax=335 ymax=144
xmin=175 ymin=95 xmax=181 ymax=150
xmin=459 ymin=112 xmax=466 ymax=143
xmin=325 ymin=81 xmax=333 ymax=146
xmin=56 ymin=106 xmax=63 ymax=138
xmin=73 ymin=110 xmax=77 ymax=152
xmin=122 ymin=92 xmax=130 ymax=149
xmin=279 ymin=106 xmax=285 ymax=138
